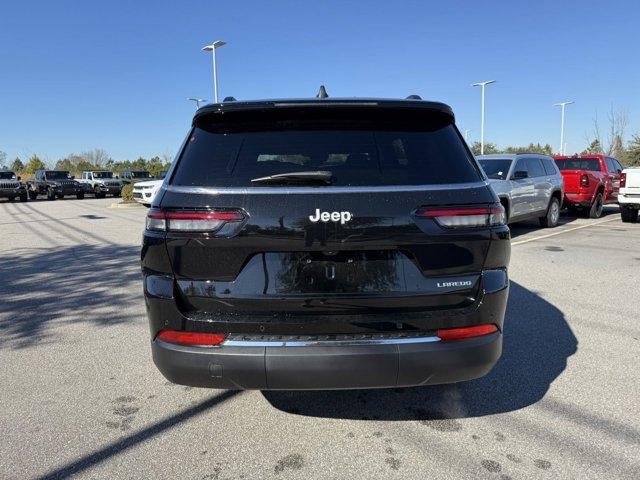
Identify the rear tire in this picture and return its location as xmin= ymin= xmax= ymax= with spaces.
xmin=539 ymin=197 xmax=560 ymax=228
xmin=28 ymin=190 xmax=37 ymax=200
xmin=7 ymin=196 xmax=15 ymax=202
xmin=19 ymin=192 xmax=28 ymax=202
xmin=76 ymin=192 xmax=85 ymax=200
xmin=620 ymin=206 xmax=639 ymax=223
xmin=95 ymin=186 xmax=105 ymax=198
xmin=47 ymin=188 xmax=56 ymax=201
xmin=589 ymin=193 xmax=604 ymax=218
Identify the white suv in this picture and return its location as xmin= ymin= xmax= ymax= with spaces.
xmin=132 ymin=179 xmax=163 ymax=207
xmin=619 ymin=168 xmax=640 ymax=223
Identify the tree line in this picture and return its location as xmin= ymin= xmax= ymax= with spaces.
xmin=470 ymin=106 xmax=640 ymax=166
xmin=0 ymin=149 xmax=172 ymax=178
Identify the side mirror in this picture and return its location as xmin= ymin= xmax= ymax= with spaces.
xmin=512 ymin=170 xmax=528 ymax=180
xmin=71 ymin=175 xmax=75 ymax=180
xmin=17 ymin=176 xmax=21 ymax=181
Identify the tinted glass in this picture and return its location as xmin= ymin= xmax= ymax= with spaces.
xmin=527 ymin=158 xmax=546 ymax=178
xmin=541 ymin=157 xmax=558 ymax=175
xmin=513 ymin=158 xmax=529 ymax=176
xmin=132 ymin=171 xmax=152 ymax=178
xmin=0 ymin=172 xmax=16 ymax=179
xmin=477 ymin=159 xmax=512 ymax=180
xmin=555 ymin=158 xmax=601 ymax=171
xmin=172 ymin=127 xmax=481 ymax=187
xmin=45 ymin=171 xmax=71 ymax=180
xmin=93 ymin=171 xmax=113 ymax=178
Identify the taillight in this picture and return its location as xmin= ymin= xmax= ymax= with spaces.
xmin=580 ymin=174 xmax=589 ymax=188
xmin=156 ymin=329 xmax=227 ymax=347
xmin=416 ymin=204 xmax=505 ymax=228
xmin=146 ymin=208 xmax=245 ymax=233
xmin=620 ymin=173 xmax=626 ymax=188
xmin=436 ymin=324 xmax=498 ymax=341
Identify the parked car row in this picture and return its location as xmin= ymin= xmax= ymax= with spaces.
xmin=0 ymin=169 xmax=167 ymax=202
xmin=476 ymin=153 xmax=637 ymax=225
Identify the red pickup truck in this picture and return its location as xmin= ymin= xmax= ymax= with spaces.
xmin=553 ymin=154 xmax=624 ymax=218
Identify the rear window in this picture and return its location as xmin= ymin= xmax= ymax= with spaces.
xmin=171 ymin=126 xmax=481 ymax=187
xmin=477 ymin=159 xmax=512 ymax=180
xmin=555 ymin=158 xmax=601 ymax=172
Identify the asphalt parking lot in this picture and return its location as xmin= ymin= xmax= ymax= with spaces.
xmin=1 ymin=198 xmax=638 ymax=480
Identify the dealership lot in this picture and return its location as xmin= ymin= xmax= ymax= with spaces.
xmin=0 ymin=198 xmax=638 ymax=479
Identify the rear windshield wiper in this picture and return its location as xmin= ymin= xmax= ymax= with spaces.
xmin=250 ymin=171 xmax=333 ymax=185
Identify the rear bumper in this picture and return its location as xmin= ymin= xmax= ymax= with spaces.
xmin=152 ymin=331 xmax=502 ymax=390
xmin=618 ymin=192 xmax=640 ymax=206
xmin=150 ymin=269 xmax=508 ymax=390
xmin=563 ymin=192 xmax=592 ymax=206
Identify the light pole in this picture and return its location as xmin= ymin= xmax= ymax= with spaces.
xmin=554 ymin=101 xmax=574 ymax=155
xmin=202 ymin=40 xmax=226 ymax=103
xmin=187 ymin=98 xmax=207 ymax=109
xmin=464 ymin=129 xmax=472 ymax=144
xmin=471 ymin=80 xmax=496 ymax=155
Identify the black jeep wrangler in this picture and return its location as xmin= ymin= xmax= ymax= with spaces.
xmin=0 ymin=171 xmax=28 ymax=202
xmin=27 ymin=170 xmax=84 ymax=200
xmin=141 ymin=94 xmax=510 ymax=390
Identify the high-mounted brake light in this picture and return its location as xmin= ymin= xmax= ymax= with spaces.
xmin=436 ymin=324 xmax=498 ymax=341
xmin=146 ymin=209 xmax=244 ymax=233
xmin=156 ymin=329 xmax=227 ymax=347
xmin=416 ymin=204 xmax=505 ymax=228
xmin=580 ymin=174 xmax=589 ymax=188
xmin=620 ymin=172 xmax=626 ymax=188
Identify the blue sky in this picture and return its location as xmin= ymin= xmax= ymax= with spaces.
xmin=1 ymin=0 xmax=639 ymax=165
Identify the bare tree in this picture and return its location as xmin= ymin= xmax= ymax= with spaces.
xmin=589 ymin=105 xmax=629 ymax=157
xmin=82 ymin=148 xmax=111 ymax=166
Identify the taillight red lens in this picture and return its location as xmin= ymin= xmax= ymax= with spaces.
xmin=416 ymin=204 xmax=505 ymax=228
xmin=436 ymin=324 xmax=498 ymax=341
xmin=146 ymin=209 xmax=244 ymax=232
xmin=620 ymin=172 xmax=626 ymax=188
xmin=580 ymin=174 xmax=589 ymax=188
xmin=156 ymin=329 xmax=227 ymax=347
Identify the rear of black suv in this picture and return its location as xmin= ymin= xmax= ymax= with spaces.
xmin=142 ymin=97 xmax=510 ymax=390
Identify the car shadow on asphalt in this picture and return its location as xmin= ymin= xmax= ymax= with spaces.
xmin=509 ymin=205 xmax=619 ymax=240
xmin=0 ymin=244 xmax=142 ymax=349
xmin=263 ymin=281 xmax=578 ymax=420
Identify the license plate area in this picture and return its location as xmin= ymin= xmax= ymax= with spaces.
xmin=282 ymin=251 xmax=400 ymax=294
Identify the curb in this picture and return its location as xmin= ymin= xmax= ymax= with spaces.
xmin=109 ymin=202 xmax=143 ymax=209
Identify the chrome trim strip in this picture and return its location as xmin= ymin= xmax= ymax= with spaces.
xmin=223 ymin=336 xmax=441 ymax=347
xmin=164 ymin=181 xmax=490 ymax=196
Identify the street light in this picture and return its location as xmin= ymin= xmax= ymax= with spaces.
xmin=187 ymin=98 xmax=207 ymax=109
xmin=202 ymin=40 xmax=226 ymax=103
xmin=471 ymin=80 xmax=496 ymax=155
xmin=554 ymin=101 xmax=574 ymax=155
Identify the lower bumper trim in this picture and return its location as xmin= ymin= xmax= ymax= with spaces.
xmin=152 ymin=332 xmax=502 ymax=390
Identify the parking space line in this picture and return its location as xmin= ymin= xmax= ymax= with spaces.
xmin=511 ymin=217 xmax=619 ymax=246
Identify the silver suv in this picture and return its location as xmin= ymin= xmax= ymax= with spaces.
xmin=477 ymin=154 xmax=564 ymax=228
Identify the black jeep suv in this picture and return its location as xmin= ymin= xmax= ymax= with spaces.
xmin=141 ymin=96 xmax=510 ymax=390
